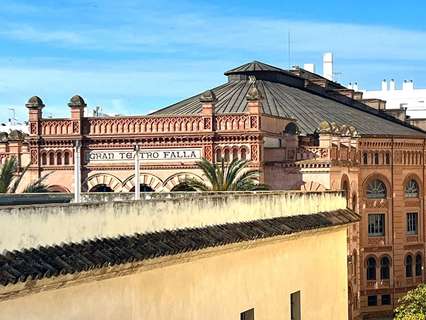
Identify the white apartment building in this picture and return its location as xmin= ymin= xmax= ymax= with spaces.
xmin=361 ymin=79 xmax=426 ymax=119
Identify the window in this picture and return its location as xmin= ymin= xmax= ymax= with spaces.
xmin=368 ymin=295 xmax=377 ymax=306
xmin=224 ymin=149 xmax=230 ymax=162
xmin=290 ymin=291 xmax=301 ymax=320
xmin=380 ymin=256 xmax=390 ymax=280
xmin=41 ymin=153 xmax=47 ymax=165
xmin=416 ymin=254 xmax=422 ymax=277
xmin=367 ymin=257 xmax=376 ymax=280
xmin=215 ymin=149 xmax=221 ymax=162
xmin=64 ymin=151 xmax=70 ymax=165
xmin=56 ymin=153 xmax=62 ymax=165
xmin=367 ymin=180 xmax=386 ymax=199
xmin=353 ymin=250 xmax=358 ymax=277
xmin=241 ymin=148 xmax=247 ymax=160
xmin=240 ymin=308 xmax=254 ymax=320
xmin=405 ymin=180 xmax=419 ymax=198
xmin=385 ymin=153 xmax=390 ymax=165
xmin=49 ymin=152 xmax=55 ymax=165
xmin=406 ymin=255 xmax=413 ymax=278
xmin=381 ymin=294 xmax=391 ymax=305
xmin=368 ymin=214 xmax=385 ymax=236
xmin=232 ymin=148 xmax=238 ymax=160
xmin=407 ymin=212 xmax=418 ymax=235
xmin=374 ymin=153 xmax=379 ymax=164
xmin=363 ymin=152 xmax=368 ymax=165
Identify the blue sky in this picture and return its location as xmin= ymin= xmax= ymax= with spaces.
xmin=1 ymin=0 xmax=426 ymax=122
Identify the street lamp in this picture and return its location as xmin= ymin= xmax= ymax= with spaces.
xmin=134 ymin=144 xmax=141 ymax=200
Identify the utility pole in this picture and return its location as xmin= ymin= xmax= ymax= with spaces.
xmin=74 ymin=140 xmax=82 ymax=203
xmin=134 ymin=144 xmax=141 ymax=200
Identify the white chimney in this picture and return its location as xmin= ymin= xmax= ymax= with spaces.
xmin=403 ymin=80 xmax=414 ymax=91
xmin=389 ymin=79 xmax=396 ymax=91
xmin=303 ymin=63 xmax=315 ymax=73
xmin=381 ymin=79 xmax=387 ymax=91
xmin=347 ymin=82 xmax=353 ymax=90
xmin=323 ymin=52 xmax=333 ymax=81
xmin=353 ymin=82 xmax=359 ymax=91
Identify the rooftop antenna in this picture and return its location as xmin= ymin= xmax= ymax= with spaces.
xmin=333 ymin=71 xmax=343 ymax=83
xmin=287 ymin=31 xmax=291 ymax=69
xmin=8 ymin=108 xmax=15 ymax=125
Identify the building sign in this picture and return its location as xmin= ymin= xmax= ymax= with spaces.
xmin=85 ymin=148 xmax=202 ymax=163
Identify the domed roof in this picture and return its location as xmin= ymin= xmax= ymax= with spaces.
xmin=25 ymin=96 xmax=44 ymax=109
xmin=68 ymin=95 xmax=86 ymax=107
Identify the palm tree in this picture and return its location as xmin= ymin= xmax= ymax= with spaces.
xmin=0 ymin=157 xmax=51 ymax=193
xmin=184 ymin=158 xmax=268 ymax=191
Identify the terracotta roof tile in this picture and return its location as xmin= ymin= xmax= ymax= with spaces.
xmin=0 ymin=209 xmax=358 ymax=286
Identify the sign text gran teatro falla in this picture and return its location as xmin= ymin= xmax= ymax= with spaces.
xmin=85 ymin=148 xmax=202 ymax=163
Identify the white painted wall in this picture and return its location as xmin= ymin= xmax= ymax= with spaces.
xmin=362 ymin=80 xmax=426 ymax=118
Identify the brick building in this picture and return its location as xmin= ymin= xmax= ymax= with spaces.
xmin=2 ymin=61 xmax=426 ymax=318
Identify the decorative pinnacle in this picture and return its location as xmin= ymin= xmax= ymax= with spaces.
xmin=199 ymin=90 xmax=217 ymax=103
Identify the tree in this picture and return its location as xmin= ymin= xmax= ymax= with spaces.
xmin=0 ymin=157 xmax=51 ymax=193
xmin=184 ymin=158 xmax=268 ymax=191
xmin=394 ymin=284 xmax=426 ymax=320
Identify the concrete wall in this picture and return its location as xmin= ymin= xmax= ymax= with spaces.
xmin=0 ymin=191 xmax=346 ymax=252
xmin=0 ymin=227 xmax=349 ymax=320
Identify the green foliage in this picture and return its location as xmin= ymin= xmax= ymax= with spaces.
xmin=395 ymin=284 xmax=426 ymax=320
xmin=184 ymin=158 xmax=268 ymax=191
xmin=0 ymin=157 xmax=51 ymax=193
xmin=0 ymin=157 xmax=18 ymax=193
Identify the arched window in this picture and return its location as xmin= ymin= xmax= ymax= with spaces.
xmin=224 ymin=149 xmax=230 ymax=162
xmin=215 ymin=149 xmax=222 ymax=162
xmin=416 ymin=254 xmax=422 ymax=277
xmin=405 ymin=179 xmax=419 ymax=198
xmin=385 ymin=153 xmax=390 ymax=165
xmin=56 ymin=153 xmax=62 ymax=165
xmin=366 ymin=257 xmax=376 ymax=280
xmin=363 ymin=153 xmax=368 ymax=165
xmin=241 ymin=148 xmax=247 ymax=161
xmin=64 ymin=151 xmax=70 ymax=165
xmin=406 ymin=255 xmax=413 ymax=278
xmin=380 ymin=256 xmax=390 ymax=280
xmin=353 ymin=250 xmax=357 ymax=277
xmin=232 ymin=148 xmax=238 ymax=161
xmin=374 ymin=153 xmax=379 ymax=165
xmin=41 ymin=153 xmax=47 ymax=166
xmin=49 ymin=152 xmax=55 ymax=165
xmin=284 ymin=122 xmax=299 ymax=135
xmin=130 ymin=184 xmax=154 ymax=192
xmin=367 ymin=179 xmax=387 ymax=199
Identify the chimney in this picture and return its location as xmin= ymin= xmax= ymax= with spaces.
xmin=381 ymin=79 xmax=387 ymax=91
xmin=323 ymin=52 xmax=333 ymax=81
xmin=303 ymin=63 xmax=315 ymax=73
xmin=347 ymin=83 xmax=353 ymax=90
xmin=389 ymin=79 xmax=396 ymax=91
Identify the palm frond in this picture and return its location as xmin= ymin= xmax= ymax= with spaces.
xmin=196 ymin=159 xmax=220 ymax=190
xmin=184 ymin=157 xmax=266 ymax=192
xmin=22 ymin=172 xmax=52 ymax=193
xmin=9 ymin=163 xmax=30 ymax=193
xmin=183 ymin=177 xmax=210 ymax=192
xmin=0 ymin=158 xmax=17 ymax=193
